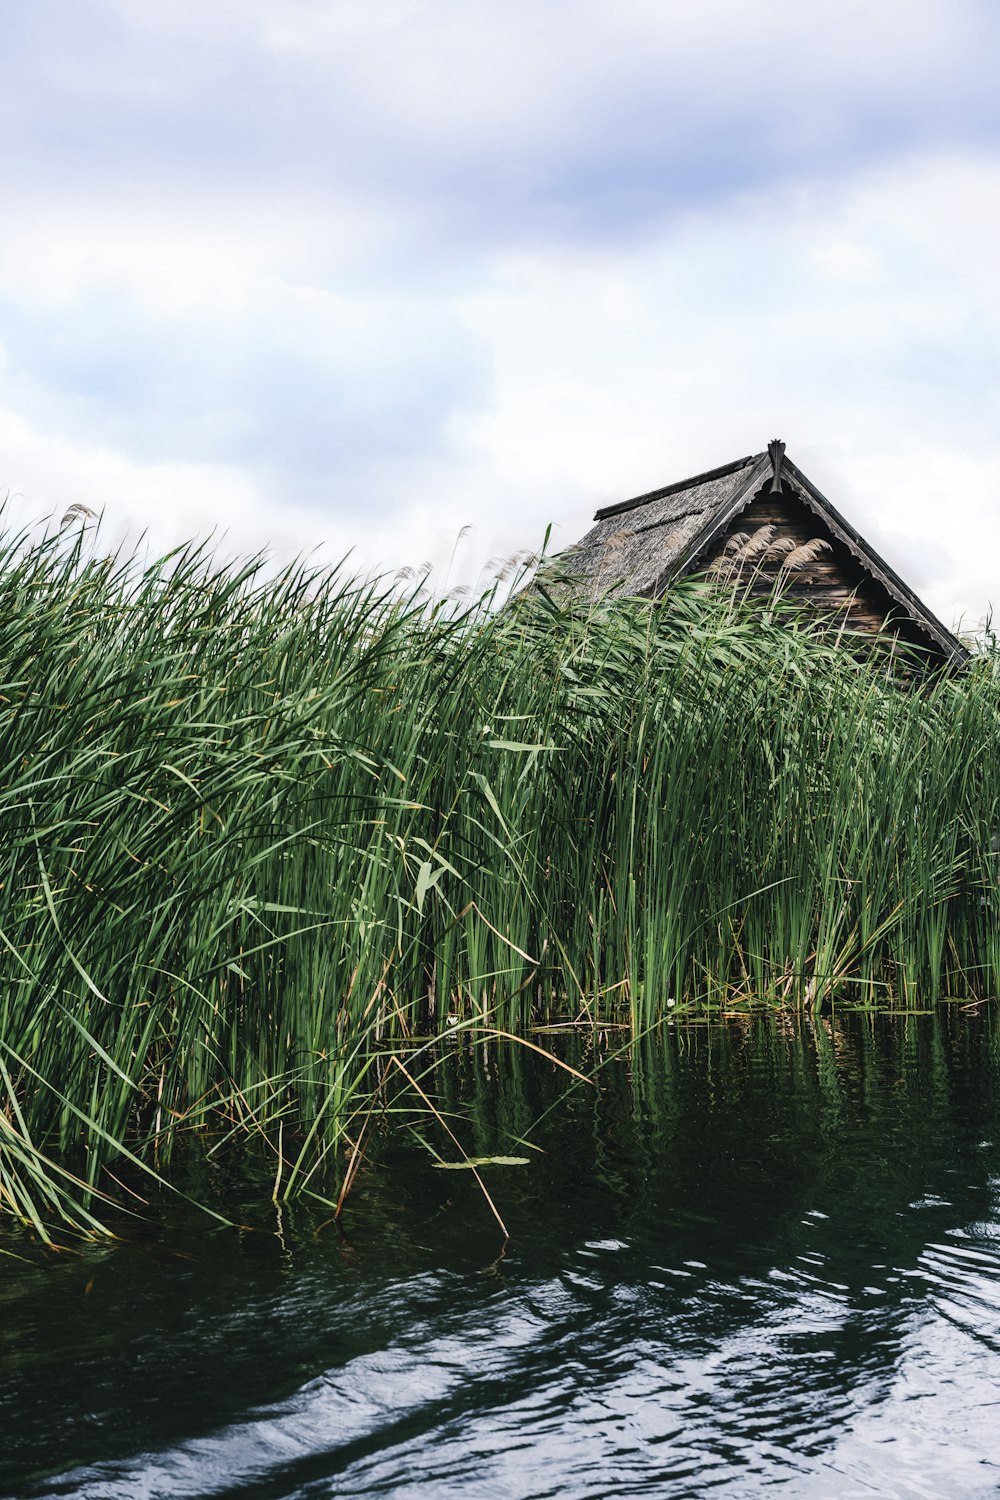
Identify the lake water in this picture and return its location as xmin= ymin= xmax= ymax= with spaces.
xmin=4 ymin=1009 xmax=1000 ymax=1498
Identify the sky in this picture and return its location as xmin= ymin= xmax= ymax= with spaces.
xmin=3 ymin=0 xmax=1000 ymax=627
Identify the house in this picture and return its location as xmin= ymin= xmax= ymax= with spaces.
xmin=558 ymin=441 xmax=967 ymax=666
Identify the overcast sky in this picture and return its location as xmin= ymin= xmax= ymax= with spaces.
xmin=3 ymin=0 xmax=1000 ymax=625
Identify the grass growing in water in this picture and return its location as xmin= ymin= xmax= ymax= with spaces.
xmin=0 ymin=523 xmax=995 ymax=1235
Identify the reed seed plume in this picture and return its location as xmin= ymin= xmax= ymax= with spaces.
xmin=58 ymin=503 xmax=98 ymax=530
xmin=783 ymin=538 xmax=833 ymax=570
xmin=735 ymin=523 xmax=777 ymax=561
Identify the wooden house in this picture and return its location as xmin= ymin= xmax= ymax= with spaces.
xmin=559 ymin=441 xmax=967 ymax=666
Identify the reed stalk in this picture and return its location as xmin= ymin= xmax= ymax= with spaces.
xmin=0 ymin=522 xmax=992 ymax=1234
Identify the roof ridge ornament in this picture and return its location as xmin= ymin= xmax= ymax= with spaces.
xmin=768 ymin=438 xmax=786 ymax=493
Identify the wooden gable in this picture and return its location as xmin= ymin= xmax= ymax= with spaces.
xmin=700 ymin=486 xmax=936 ymax=655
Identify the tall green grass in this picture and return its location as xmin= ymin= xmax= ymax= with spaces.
xmin=0 ymin=522 xmax=994 ymax=1234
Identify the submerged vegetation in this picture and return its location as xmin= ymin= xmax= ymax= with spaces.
xmin=0 ymin=522 xmax=996 ymax=1235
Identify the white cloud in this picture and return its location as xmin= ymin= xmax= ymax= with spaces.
xmin=1 ymin=3 xmax=1000 ymax=633
xmin=449 ymin=152 xmax=1000 ymax=628
xmin=0 ymin=395 xmax=525 ymax=595
xmin=3 ymin=143 xmax=1000 ymax=625
xmin=250 ymin=0 xmax=974 ymax=145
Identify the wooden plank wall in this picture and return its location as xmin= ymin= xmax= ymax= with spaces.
xmin=700 ymin=490 xmax=931 ymax=653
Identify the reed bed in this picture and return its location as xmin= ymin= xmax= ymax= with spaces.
xmin=0 ymin=523 xmax=995 ymax=1234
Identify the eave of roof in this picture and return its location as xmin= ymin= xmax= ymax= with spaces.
xmin=650 ymin=451 xmax=770 ymax=596
xmin=781 ymin=457 xmax=969 ymax=665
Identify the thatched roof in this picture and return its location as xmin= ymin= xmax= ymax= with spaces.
xmin=564 ymin=453 xmax=760 ymax=599
xmin=556 ymin=444 xmax=968 ymax=665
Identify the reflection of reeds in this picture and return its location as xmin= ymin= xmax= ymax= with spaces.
xmin=0 ymin=523 xmax=992 ymax=1236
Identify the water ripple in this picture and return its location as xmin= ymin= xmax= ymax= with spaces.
xmin=12 ymin=1014 xmax=1000 ymax=1499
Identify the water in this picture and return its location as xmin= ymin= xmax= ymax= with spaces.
xmin=4 ymin=1010 xmax=1000 ymax=1498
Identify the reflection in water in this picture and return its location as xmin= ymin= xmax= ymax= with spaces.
xmin=4 ymin=1010 xmax=1000 ymax=1498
